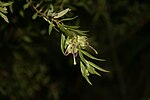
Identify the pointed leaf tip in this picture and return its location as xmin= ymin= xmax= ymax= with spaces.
xmin=54 ymin=8 xmax=71 ymax=19
xmin=81 ymin=50 xmax=106 ymax=61
xmin=80 ymin=61 xmax=93 ymax=85
xmin=32 ymin=12 xmax=38 ymax=20
xmin=88 ymin=61 xmax=110 ymax=73
xmin=48 ymin=22 xmax=53 ymax=36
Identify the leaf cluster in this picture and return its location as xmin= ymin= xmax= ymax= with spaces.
xmin=22 ymin=0 xmax=110 ymax=85
xmin=0 ymin=0 xmax=109 ymax=86
xmin=0 ymin=1 xmax=13 ymax=23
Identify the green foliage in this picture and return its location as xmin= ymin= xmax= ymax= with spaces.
xmin=48 ymin=21 xmax=53 ymax=35
xmin=0 ymin=62 xmax=49 ymax=98
xmin=0 ymin=0 xmax=150 ymax=100
xmin=27 ymin=0 xmax=109 ymax=84
xmin=23 ymin=2 xmax=30 ymax=10
xmin=53 ymin=8 xmax=71 ymax=19
xmin=61 ymin=34 xmax=66 ymax=55
xmin=0 ymin=0 xmax=109 ymax=85
xmin=0 ymin=1 xmax=13 ymax=23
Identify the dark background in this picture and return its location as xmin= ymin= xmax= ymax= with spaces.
xmin=0 ymin=0 xmax=150 ymax=100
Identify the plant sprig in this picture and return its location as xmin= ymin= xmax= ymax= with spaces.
xmin=23 ymin=0 xmax=109 ymax=85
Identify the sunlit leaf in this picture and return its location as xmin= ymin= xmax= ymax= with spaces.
xmin=64 ymin=24 xmax=80 ymax=29
xmin=32 ymin=12 xmax=38 ymax=20
xmin=0 ymin=12 xmax=9 ymax=23
xmin=80 ymin=61 xmax=86 ymax=76
xmin=81 ymin=50 xmax=106 ymax=61
xmin=79 ymin=49 xmax=87 ymax=64
xmin=88 ymin=61 xmax=109 ymax=72
xmin=47 ymin=9 xmax=52 ymax=16
xmin=64 ymin=37 xmax=70 ymax=49
xmin=61 ymin=34 xmax=66 ymax=55
xmin=0 ymin=1 xmax=13 ymax=7
xmin=87 ymin=65 xmax=101 ymax=76
xmin=85 ymin=74 xmax=92 ymax=85
xmin=0 ymin=7 xmax=8 ymax=14
xmin=49 ymin=21 xmax=53 ymax=36
xmin=49 ymin=4 xmax=54 ymax=13
xmin=54 ymin=8 xmax=71 ymax=19
xmin=88 ymin=45 xmax=98 ymax=54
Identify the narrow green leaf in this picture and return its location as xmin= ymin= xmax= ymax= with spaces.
xmin=32 ymin=12 xmax=38 ymax=20
xmin=35 ymin=0 xmax=43 ymax=8
xmin=81 ymin=50 xmax=106 ymax=61
xmin=61 ymin=34 xmax=66 ymax=55
xmin=47 ymin=4 xmax=54 ymax=16
xmin=68 ymin=28 xmax=87 ymax=35
xmin=79 ymin=50 xmax=87 ymax=64
xmin=54 ymin=8 xmax=71 ymax=19
xmin=64 ymin=24 xmax=80 ymax=29
xmin=47 ymin=9 xmax=52 ymax=16
xmin=59 ymin=16 xmax=78 ymax=22
xmin=23 ymin=2 xmax=30 ymax=10
xmin=57 ymin=23 xmax=71 ymax=36
xmin=80 ymin=61 xmax=86 ymax=77
xmin=0 ymin=2 xmax=13 ymax=7
xmin=87 ymin=65 xmax=101 ymax=76
xmin=85 ymin=76 xmax=92 ymax=85
xmin=88 ymin=61 xmax=110 ymax=73
xmin=80 ymin=61 xmax=92 ymax=85
xmin=0 ymin=12 xmax=9 ymax=23
xmin=58 ymin=24 xmax=66 ymax=32
xmin=49 ymin=4 xmax=54 ymax=12
xmin=43 ymin=8 xmax=49 ymax=15
xmin=89 ymin=45 xmax=98 ymax=54
xmin=64 ymin=37 xmax=70 ymax=48
xmin=80 ymin=30 xmax=89 ymax=33
xmin=49 ymin=21 xmax=53 ymax=36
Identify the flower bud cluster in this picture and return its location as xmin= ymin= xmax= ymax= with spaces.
xmin=65 ymin=35 xmax=88 ymax=65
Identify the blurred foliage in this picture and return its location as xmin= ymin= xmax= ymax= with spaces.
xmin=0 ymin=0 xmax=150 ymax=100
